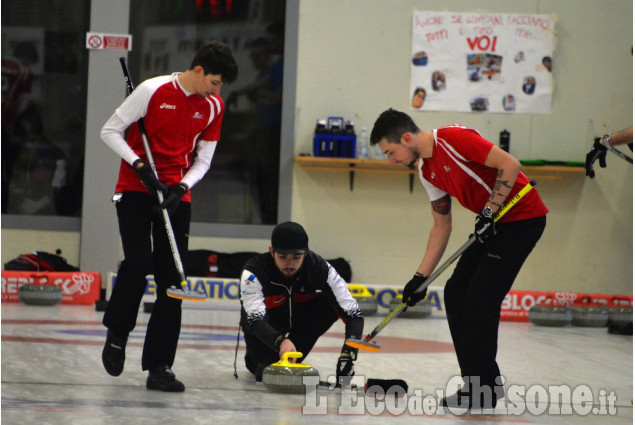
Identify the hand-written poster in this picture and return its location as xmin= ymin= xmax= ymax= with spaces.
xmin=410 ymin=11 xmax=556 ymax=113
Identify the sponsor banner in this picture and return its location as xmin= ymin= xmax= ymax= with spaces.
xmin=500 ymin=290 xmax=633 ymax=322
xmin=1 ymin=271 xmax=101 ymax=305
xmin=364 ymin=284 xmax=445 ymax=317
xmin=361 ymin=285 xmax=633 ymax=322
xmin=108 ymin=273 xmax=241 ymax=310
xmin=106 ymin=274 xmax=632 ymax=321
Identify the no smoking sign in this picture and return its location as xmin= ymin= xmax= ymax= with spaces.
xmin=86 ymin=32 xmax=132 ymax=51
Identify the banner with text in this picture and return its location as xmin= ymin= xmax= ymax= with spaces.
xmin=1 ymin=271 xmax=101 ymax=305
xmin=410 ymin=11 xmax=556 ymax=113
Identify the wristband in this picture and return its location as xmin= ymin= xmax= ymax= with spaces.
xmin=274 ymin=334 xmax=287 ymax=350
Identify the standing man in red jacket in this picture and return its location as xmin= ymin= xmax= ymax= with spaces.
xmin=370 ymin=109 xmax=548 ymax=409
xmin=100 ymin=41 xmax=238 ymax=392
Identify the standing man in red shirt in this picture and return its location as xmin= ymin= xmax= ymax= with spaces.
xmin=100 ymin=41 xmax=238 ymax=392
xmin=370 ymin=109 xmax=548 ymax=409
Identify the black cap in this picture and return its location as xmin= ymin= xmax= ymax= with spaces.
xmin=271 ymin=222 xmax=309 ymax=254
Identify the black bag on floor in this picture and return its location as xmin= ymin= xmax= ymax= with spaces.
xmin=326 ymin=257 xmax=352 ymax=282
xmin=187 ymin=250 xmax=352 ymax=282
xmin=4 ymin=251 xmax=79 ymax=272
xmin=187 ymin=250 xmax=258 ymax=278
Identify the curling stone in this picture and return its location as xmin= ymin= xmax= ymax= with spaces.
xmin=262 ymin=351 xmax=320 ymax=394
xmin=18 ymin=283 xmax=63 ymax=306
xmin=390 ymin=295 xmax=432 ymax=318
xmin=608 ymin=306 xmax=633 ymax=335
xmin=348 ymin=284 xmax=378 ymax=316
xmin=570 ymin=304 xmax=609 ymax=327
xmin=528 ymin=303 xmax=572 ymax=327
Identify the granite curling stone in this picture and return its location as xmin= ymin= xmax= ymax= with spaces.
xmin=571 ymin=305 xmax=609 ymax=327
xmin=607 ymin=306 xmax=633 ymax=335
xmin=262 ymin=351 xmax=319 ymax=393
xmin=528 ymin=304 xmax=573 ymax=327
xmin=390 ymin=295 xmax=432 ymax=318
xmin=18 ymin=283 xmax=63 ymax=306
xmin=348 ymin=284 xmax=378 ymax=316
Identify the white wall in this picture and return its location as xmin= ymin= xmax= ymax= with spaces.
xmin=2 ymin=0 xmax=632 ymax=296
xmin=290 ymin=0 xmax=633 ymax=294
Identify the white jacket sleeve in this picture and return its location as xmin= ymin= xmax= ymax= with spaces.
xmin=180 ymin=140 xmax=217 ymax=189
xmin=100 ymin=112 xmax=140 ymax=166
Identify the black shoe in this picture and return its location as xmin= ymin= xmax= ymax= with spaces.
xmin=146 ymin=365 xmax=185 ymax=392
xmin=254 ymin=362 xmax=267 ymax=382
xmin=441 ymin=386 xmax=472 ymax=409
xmin=442 ymin=385 xmax=504 ymax=410
xmin=102 ymin=330 xmax=127 ymax=376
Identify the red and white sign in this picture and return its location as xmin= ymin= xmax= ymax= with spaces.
xmin=1 ymin=271 xmax=101 ymax=305
xmin=86 ymin=32 xmax=132 ymax=51
xmin=364 ymin=284 xmax=632 ymax=322
xmin=500 ymin=290 xmax=633 ymax=322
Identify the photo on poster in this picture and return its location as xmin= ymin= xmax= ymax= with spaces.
xmin=410 ymin=11 xmax=556 ymax=113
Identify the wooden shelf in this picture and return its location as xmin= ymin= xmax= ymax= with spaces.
xmin=295 ymin=155 xmax=416 ymax=191
xmin=294 ymin=156 xmax=585 ymax=191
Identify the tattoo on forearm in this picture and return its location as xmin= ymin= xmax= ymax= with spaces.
xmin=431 ymin=194 xmax=451 ymax=215
xmin=490 ymin=169 xmax=513 ymax=208
xmin=493 ymin=177 xmax=513 ymax=192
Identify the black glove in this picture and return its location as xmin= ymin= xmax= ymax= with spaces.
xmin=585 ymin=137 xmax=607 ymax=179
xmin=161 ymin=183 xmax=188 ymax=215
xmin=474 ymin=208 xmax=496 ymax=243
xmin=133 ymin=159 xmax=168 ymax=199
xmin=403 ymin=273 xmax=428 ymax=306
xmin=336 ymin=352 xmax=355 ymax=387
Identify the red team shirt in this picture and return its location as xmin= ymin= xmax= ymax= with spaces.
xmin=1 ymin=58 xmax=34 ymax=125
xmin=114 ymin=73 xmax=224 ymax=202
xmin=418 ymin=125 xmax=548 ymax=223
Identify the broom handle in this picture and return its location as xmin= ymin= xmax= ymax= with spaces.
xmin=119 ymin=57 xmax=188 ymax=287
xmin=364 ymin=180 xmax=537 ymax=341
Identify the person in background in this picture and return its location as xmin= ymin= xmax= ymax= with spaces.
xmin=99 ymin=41 xmax=238 ymax=392
xmin=226 ymin=25 xmax=283 ymax=223
xmin=370 ymin=108 xmax=548 ymax=409
xmin=7 ymin=108 xmax=66 ymax=215
xmin=239 ymin=222 xmax=364 ymax=386
xmin=2 ymin=41 xmax=40 ymax=213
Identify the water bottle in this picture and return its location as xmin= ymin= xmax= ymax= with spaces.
xmin=357 ymin=127 xmax=368 ymax=159
xmin=373 ymin=144 xmax=386 ymax=160
xmin=314 ymin=119 xmax=327 ymax=156
xmin=344 ymin=120 xmax=356 ymax=158
xmin=328 ymin=121 xmax=341 ymax=157
xmin=499 ymin=129 xmax=510 ymax=152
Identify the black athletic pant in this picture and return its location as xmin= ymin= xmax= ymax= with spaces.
xmin=243 ymin=292 xmax=339 ymax=378
xmin=444 ymin=215 xmax=546 ymax=390
xmin=102 ymin=191 xmax=190 ymax=371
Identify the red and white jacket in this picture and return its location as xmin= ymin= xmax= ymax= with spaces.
xmin=101 ymin=73 xmax=224 ymax=202
xmin=418 ymin=125 xmax=548 ymax=222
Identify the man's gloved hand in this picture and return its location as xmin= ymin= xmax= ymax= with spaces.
xmin=403 ymin=274 xmax=428 ymax=307
xmin=474 ymin=207 xmax=496 ymax=243
xmin=161 ymin=183 xmax=188 ymax=215
xmin=336 ymin=352 xmax=355 ymax=387
xmin=585 ymin=137 xmax=607 ymax=179
xmin=133 ymin=159 xmax=168 ymax=199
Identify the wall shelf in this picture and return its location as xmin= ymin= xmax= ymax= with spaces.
xmin=294 ymin=155 xmax=585 ymax=192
